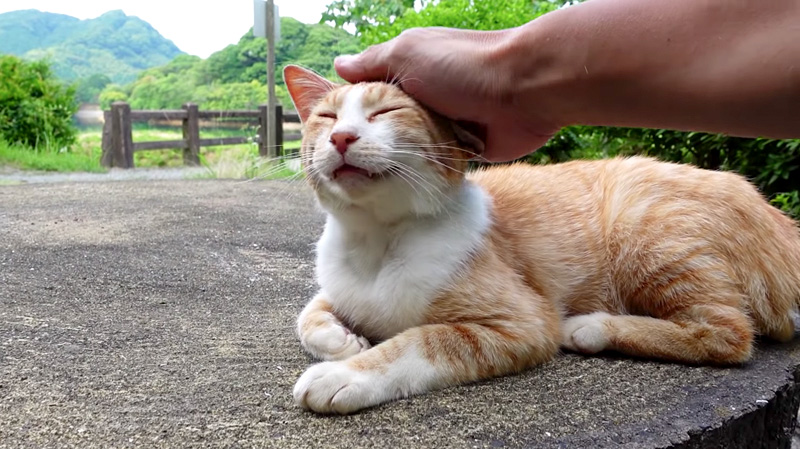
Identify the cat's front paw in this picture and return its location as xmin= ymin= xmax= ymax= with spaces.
xmin=301 ymin=323 xmax=371 ymax=361
xmin=293 ymin=361 xmax=383 ymax=414
xmin=561 ymin=312 xmax=613 ymax=354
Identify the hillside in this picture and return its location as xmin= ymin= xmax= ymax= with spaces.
xmin=100 ymin=17 xmax=362 ymax=111
xmin=0 ymin=9 xmax=183 ymax=84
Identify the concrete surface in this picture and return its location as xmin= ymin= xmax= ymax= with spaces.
xmin=2 ymin=179 xmax=800 ymax=449
xmin=0 ymin=166 xmax=208 ymax=185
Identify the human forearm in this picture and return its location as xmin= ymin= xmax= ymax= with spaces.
xmin=502 ymin=0 xmax=800 ymax=138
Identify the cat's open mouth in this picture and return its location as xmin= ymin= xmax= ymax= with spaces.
xmin=332 ymin=164 xmax=376 ymax=180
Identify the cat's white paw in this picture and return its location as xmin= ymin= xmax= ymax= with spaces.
xmin=302 ymin=324 xmax=371 ymax=361
xmin=561 ymin=312 xmax=613 ymax=354
xmin=293 ymin=361 xmax=382 ymax=414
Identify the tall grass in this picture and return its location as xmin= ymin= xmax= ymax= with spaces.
xmin=192 ymin=145 xmax=302 ymax=180
xmin=0 ymin=138 xmax=105 ymax=173
xmin=0 ymin=122 xmax=302 ymax=178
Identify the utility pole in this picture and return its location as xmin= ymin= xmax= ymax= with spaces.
xmin=265 ymin=0 xmax=277 ymax=159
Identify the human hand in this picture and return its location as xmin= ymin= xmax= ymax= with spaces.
xmin=334 ymin=27 xmax=561 ymax=162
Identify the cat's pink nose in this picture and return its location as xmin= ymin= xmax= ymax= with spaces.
xmin=329 ymin=131 xmax=360 ymax=154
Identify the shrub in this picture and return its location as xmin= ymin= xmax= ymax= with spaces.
xmin=0 ymin=55 xmax=78 ymax=149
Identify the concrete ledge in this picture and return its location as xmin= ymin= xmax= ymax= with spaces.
xmin=1 ymin=180 xmax=799 ymax=448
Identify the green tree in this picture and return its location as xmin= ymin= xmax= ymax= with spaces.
xmin=322 ymin=0 xmax=418 ymax=37
xmin=196 ymin=81 xmax=268 ymax=110
xmin=74 ymin=73 xmax=112 ymax=103
xmin=102 ymin=18 xmax=361 ymax=111
xmin=98 ymin=84 xmax=128 ymax=109
xmin=0 ymin=10 xmax=184 ymax=84
xmin=0 ymin=55 xmax=77 ymax=149
xmin=361 ymin=0 xmax=559 ymax=44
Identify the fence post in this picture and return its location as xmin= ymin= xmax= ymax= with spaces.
xmin=121 ymin=103 xmax=134 ymax=168
xmin=275 ymin=104 xmax=283 ymax=157
xmin=100 ymin=110 xmax=113 ymax=167
xmin=258 ymin=104 xmax=269 ymax=158
xmin=110 ymin=101 xmax=134 ymax=169
xmin=182 ymin=103 xmax=200 ymax=166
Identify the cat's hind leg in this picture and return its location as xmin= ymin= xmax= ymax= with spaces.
xmin=561 ymin=303 xmax=755 ymax=364
xmin=297 ymin=293 xmax=371 ymax=361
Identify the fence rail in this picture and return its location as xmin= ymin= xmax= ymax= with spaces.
xmin=101 ymin=102 xmax=301 ymax=169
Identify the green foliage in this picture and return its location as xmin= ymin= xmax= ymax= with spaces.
xmin=361 ymin=0 xmax=559 ymax=44
xmin=0 ymin=55 xmax=78 ymax=149
xmin=193 ymin=18 xmax=361 ymax=86
xmin=127 ymin=73 xmax=197 ymax=109
xmin=101 ymin=17 xmax=361 ymax=111
xmin=74 ymin=74 xmax=112 ymax=103
xmin=323 ymin=0 xmax=417 ymax=37
xmin=771 ymin=191 xmax=800 ymax=220
xmin=0 ymin=9 xmax=80 ymax=55
xmin=98 ymin=84 xmax=129 ymax=109
xmin=0 ymin=137 xmax=103 ymax=172
xmin=0 ymin=10 xmax=183 ymax=84
xmin=195 ymin=81 xmax=270 ymax=110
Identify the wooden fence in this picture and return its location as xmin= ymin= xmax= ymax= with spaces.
xmin=101 ymin=101 xmax=301 ymax=169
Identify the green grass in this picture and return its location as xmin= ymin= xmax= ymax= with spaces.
xmin=119 ymin=124 xmax=302 ymax=178
xmin=284 ymin=139 xmax=301 ymax=151
xmin=191 ymin=144 xmax=303 ymax=180
xmin=0 ymin=139 xmax=105 ymax=172
xmin=0 ymin=123 xmax=301 ymax=177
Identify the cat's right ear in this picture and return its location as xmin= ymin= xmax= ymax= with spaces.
xmin=283 ymin=65 xmax=337 ymax=123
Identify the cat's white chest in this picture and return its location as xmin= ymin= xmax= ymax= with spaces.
xmin=315 ymin=183 xmax=492 ymax=341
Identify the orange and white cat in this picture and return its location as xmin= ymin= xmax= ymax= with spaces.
xmin=283 ymin=65 xmax=800 ymax=415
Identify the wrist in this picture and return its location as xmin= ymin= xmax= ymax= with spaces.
xmin=488 ymin=12 xmax=582 ymax=130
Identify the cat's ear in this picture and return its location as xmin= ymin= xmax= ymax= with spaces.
xmin=283 ymin=65 xmax=337 ymax=123
xmin=451 ymin=121 xmax=486 ymax=157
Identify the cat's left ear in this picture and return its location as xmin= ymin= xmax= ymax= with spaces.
xmin=451 ymin=121 xmax=486 ymax=157
xmin=283 ymin=65 xmax=337 ymax=123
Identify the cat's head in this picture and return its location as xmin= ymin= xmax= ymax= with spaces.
xmin=284 ymin=65 xmax=483 ymax=220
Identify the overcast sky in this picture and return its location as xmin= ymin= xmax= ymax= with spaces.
xmin=0 ymin=0 xmax=333 ymax=58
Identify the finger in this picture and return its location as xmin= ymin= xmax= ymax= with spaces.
xmin=334 ymin=42 xmax=394 ymax=83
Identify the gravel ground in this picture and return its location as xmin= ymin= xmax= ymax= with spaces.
xmin=2 ymin=170 xmax=800 ymax=448
xmin=0 ymin=167 xmax=209 ymax=185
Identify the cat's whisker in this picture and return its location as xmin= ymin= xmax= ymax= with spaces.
xmin=392 ymin=155 xmax=464 ymax=175
xmin=393 ymin=75 xmax=423 ymax=88
xmin=382 ymin=148 xmax=468 ymax=162
xmin=388 ymin=160 xmax=446 ymax=212
xmin=386 ymin=165 xmax=423 ymax=198
xmin=387 ymin=60 xmax=414 ymax=86
xmin=381 ymin=150 xmax=467 ymax=174
xmin=228 ymin=156 xmax=302 ymax=184
xmin=392 ymin=143 xmax=485 ymax=160
xmin=389 ymin=166 xmax=443 ymax=215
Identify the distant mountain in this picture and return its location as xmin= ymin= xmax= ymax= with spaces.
xmin=0 ymin=9 xmax=184 ymax=84
xmin=106 ymin=17 xmax=363 ymax=111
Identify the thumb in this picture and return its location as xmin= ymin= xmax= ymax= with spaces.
xmin=334 ymin=43 xmax=392 ymax=83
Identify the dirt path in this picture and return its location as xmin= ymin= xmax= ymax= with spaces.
xmin=2 ymin=179 xmax=800 ymax=448
xmin=0 ymin=166 xmax=208 ymax=184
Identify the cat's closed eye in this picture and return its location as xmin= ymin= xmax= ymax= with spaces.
xmin=368 ymin=107 xmax=404 ymax=122
xmin=317 ymin=112 xmax=337 ymax=120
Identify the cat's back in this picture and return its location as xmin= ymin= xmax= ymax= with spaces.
xmin=468 ymin=157 xmax=790 ymax=233
xmin=467 ymin=157 xmax=800 ymax=316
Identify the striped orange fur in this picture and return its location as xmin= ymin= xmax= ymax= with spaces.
xmin=283 ymin=65 xmax=800 ymax=414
